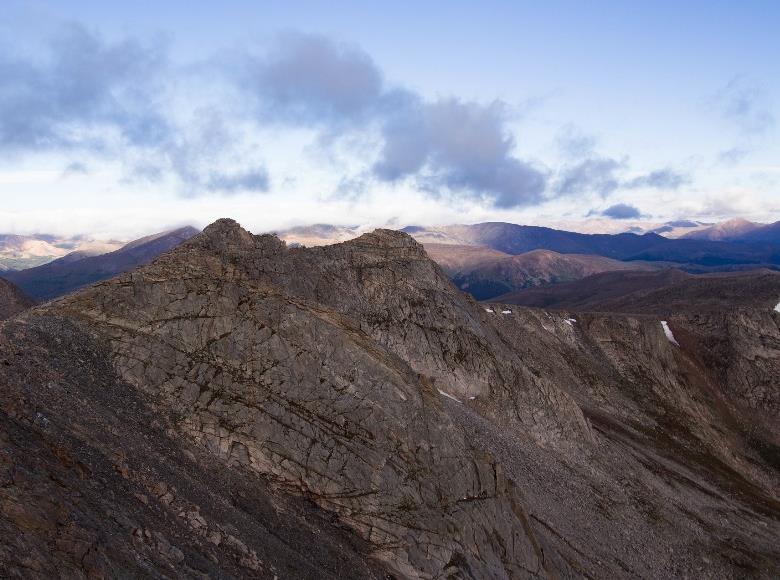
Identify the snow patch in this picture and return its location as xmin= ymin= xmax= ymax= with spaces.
xmin=437 ymin=389 xmax=462 ymax=403
xmin=564 ymin=318 xmax=577 ymax=326
xmin=485 ymin=308 xmax=495 ymax=313
xmin=660 ymin=321 xmax=679 ymax=347
xmin=468 ymin=396 xmax=476 ymax=401
xmin=501 ymin=309 xmax=512 ymax=315
xmin=774 ymin=301 xmax=780 ymax=313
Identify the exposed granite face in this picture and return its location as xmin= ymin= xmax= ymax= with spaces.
xmin=671 ymin=307 xmax=780 ymax=414
xmin=0 ymin=316 xmax=386 ymax=579
xmin=1 ymin=218 xmax=778 ymax=578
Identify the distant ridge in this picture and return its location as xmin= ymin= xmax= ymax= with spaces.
xmin=424 ymin=243 xmax=663 ymax=299
xmin=406 ymin=221 xmax=780 ymax=266
xmin=5 ymin=226 xmax=199 ymax=301
xmin=682 ymin=218 xmax=763 ymax=241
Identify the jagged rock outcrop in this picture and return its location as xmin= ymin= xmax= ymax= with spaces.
xmin=1 ymin=219 xmax=778 ymax=578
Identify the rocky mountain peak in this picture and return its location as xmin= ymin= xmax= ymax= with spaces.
xmin=351 ymin=227 xmax=424 ymax=249
xmin=199 ymin=217 xmax=258 ymax=249
xmin=3 ymin=217 xmax=778 ymax=578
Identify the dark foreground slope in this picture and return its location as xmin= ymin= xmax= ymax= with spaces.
xmin=1 ymin=219 xmax=778 ymax=578
xmin=5 ymin=226 xmax=199 ymax=301
xmin=0 ymin=277 xmax=35 ymax=320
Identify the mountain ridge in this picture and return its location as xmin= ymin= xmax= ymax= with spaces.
xmin=5 ymin=226 xmax=199 ymax=301
xmin=1 ymin=218 xmax=778 ymax=577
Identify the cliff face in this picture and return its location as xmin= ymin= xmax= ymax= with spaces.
xmin=1 ymin=219 xmax=778 ymax=578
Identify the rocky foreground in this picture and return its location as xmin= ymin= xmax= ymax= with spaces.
xmin=0 ymin=219 xmax=778 ymax=578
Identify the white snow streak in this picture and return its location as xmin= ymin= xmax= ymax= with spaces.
xmin=661 ymin=321 xmax=679 ymax=347
xmin=501 ymin=310 xmax=512 ymax=315
xmin=564 ymin=318 xmax=577 ymax=326
xmin=437 ymin=389 xmax=462 ymax=403
xmin=774 ymin=301 xmax=780 ymax=313
xmin=485 ymin=308 xmax=495 ymax=313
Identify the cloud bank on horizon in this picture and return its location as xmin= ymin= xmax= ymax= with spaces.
xmin=0 ymin=1 xmax=778 ymax=237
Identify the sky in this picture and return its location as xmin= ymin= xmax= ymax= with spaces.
xmin=0 ymin=0 xmax=778 ymax=239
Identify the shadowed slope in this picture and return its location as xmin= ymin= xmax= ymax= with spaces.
xmin=0 ymin=277 xmax=35 ymax=320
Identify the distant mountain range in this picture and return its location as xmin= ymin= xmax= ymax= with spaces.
xmin=272 ymin=219 xmax=780 ymax=300
xmin=5 ymin=217 xmax=779 ymax=304
xmin=5 ymin=226 xmax=199 ymax=301
xmin=403 ymin=222 xmax=780 ymax=265
xmin=425 ymin=244 xmax=664 ymax=300
xmin=0 ymin=233 xmax=122 ymax=271
xmin=681 ymin=218 xmax=780 ymax=243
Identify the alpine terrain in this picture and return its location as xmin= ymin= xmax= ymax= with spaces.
xmin=0 ymin=219 xmax=777 ymax=578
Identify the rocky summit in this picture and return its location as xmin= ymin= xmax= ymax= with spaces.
xmin=1 ymin=218 xmax=778 ymax=578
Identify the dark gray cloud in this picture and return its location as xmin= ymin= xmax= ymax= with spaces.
xmin=204 ymin=169 xmax=269 ymax=193
xmin=556 ymin=158 xmax=688 ymax=198
xmin=556 ymin=157 xmax=623 ymax=197
xmin=714 ymin=76 xmax=775 ymax=135
xmin=0 ymin=24 xmax=271 ymax=197
xmin=374 ymin=97 xmax=548 ymax=207
xmin=0 ymin=23 xmax=169 ymax=152
xmin=1 ymin=25 xmax=694 ymax=207
xmin=601 ymin=203 xmax=642 ymax=219
xmin=624 ymin=168 xmax=689 ymax=190
xmin=242 ymin=32 xmax=383 ymax=125
xmin=236 ymin=34 xmax=548 ymax=208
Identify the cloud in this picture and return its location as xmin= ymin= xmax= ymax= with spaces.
xmin=713 ymin=76 xmax=775 ymax=135
xmin=374 ymin=97 xmax=548 ymax=208
xmin=204 ymin=169 xmax=269 ymax=194
xmin=0 ymin=23 xmax=271 ymax=197
xmin=717 ymin=146 xmax=750 ymax=165
xmin=236 ymin=33 xmax=548 ymax=208
xmin=623 ymin=168 xmax=689 ymax=190
xmin=555 ymin=157 xmax=623 ymax=197
xmin=556 ymin=124 xmax=597 ymax=158
xmin=0 ymin=23 xmax=169 ymax=152
xmin=691 ymin=191 xmax=762 ymax=218
xmin=61 ymin=161 xmax=88 ymax=177
xmin=241 ymin=32 xmax=383 ymax=125
xmin=130 ymin=108 xmax=271 ymax=196
xmin=555 ymin=158 xmax=688 ymax=198
xmin=0 ymin=24 xmax=695 ymax=209
xmin=600 ymin=203 xmax=642 ymax=219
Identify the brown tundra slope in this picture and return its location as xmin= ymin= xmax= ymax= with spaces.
xmin=0 ymin=219 xmax=778 ymax=578
xmin=425 ymin=243 xmax=662 ymax=299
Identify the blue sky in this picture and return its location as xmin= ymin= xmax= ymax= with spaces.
xmin=1 ymin=0 xmax=778 ymax=238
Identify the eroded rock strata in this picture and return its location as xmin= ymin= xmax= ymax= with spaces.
xmin=1 ymin=219 xmax=777 ymax=578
